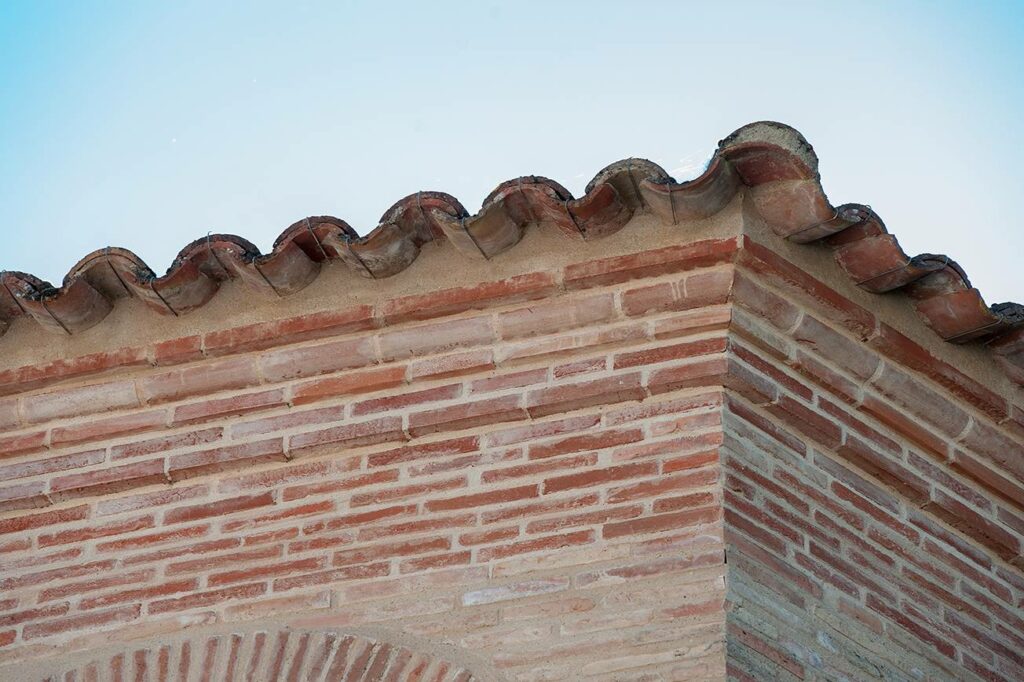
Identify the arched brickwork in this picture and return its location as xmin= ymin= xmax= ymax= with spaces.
xmin=18 ymin=625 xmax=480 ymax=682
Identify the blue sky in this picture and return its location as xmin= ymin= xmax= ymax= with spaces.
xmin=1 ymin=1 xmax=1021 ymax=303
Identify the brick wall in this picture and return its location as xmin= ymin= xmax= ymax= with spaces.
xmin=723 ymin=246 xmax=1024 ymax=681
xmin=0 ymin=234 xmax=1021 ymax=681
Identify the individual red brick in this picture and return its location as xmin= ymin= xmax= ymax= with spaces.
xmin=0 ymin=429 xmax=46 ymax=458
xmin=121 ymin=538 xmax=240 ymax=567
xmin=49 ymin=459 xmax=167 ymax=501
xmin=351 ymin=383 xmax=461 ymax=417
xmin=614 ymin=336 xmax=727 ymax=369
xmin=834 ymin=437 xmax=930 ymax=503
xmin=478 ymin=530 xmax=594 ymax=561
xmin=291 ymin=366 xmax=406 ymax=407
xmin=922 ymin=489 xmax=1021 ymax=561
xmin=766 ymin=395 xmax=842 ymax=449
xmin=288 ymin=417 xmax=405 ymax=454
xmin=272 ymin=563 xmax=390 ymax=592
xmin=259 ymin=336 xmax=376 ymax=383
xmin=350 ymin=476 xmax=466 ymax=508
xmin=208 ymin=557 xmax=325 ymax=587
xmin=94 ymin=484 xmax=209 ymax=517
xmin=168 ymin=438 xmax=285 ymax=480
xmin=51 ymin=409 xmax=169 ymax=448
xmin=172 ymin=389 xmax=287 ymax=426
xmin=0 ymin=558 xmax=114 ymax=591
xmin=152 ymin=335 xmax=203 ymax=365
xmin=647 ymin=356 xmax=728 ymax=395
xmin=37 ymin=569 xmax=154 ymax=603
xmin=790 ymin=350 xmax=860 ymax=404
xmin=357 ymin=513 xmax=476 ymax=543
xmin=281 ymin=469 xmax=398 ymax=503
xmin=381 ymin=272 xmax=557 ymax=323
xmin=164 ymin=492 xmax=274 ymax=525
xmin=480 ymin=493 xmax=599 ymax=525
xmin=333 ymin=537 xmax=450 ymax=567
xmin=652 ymin=305 xmax=732 ymax=342
xmin=0 ymin=603 xmax=70 ymax=627
xmin=864 ymin=594 xmax=956 ymax=660
xmin=620 ymin=281 xmax=678 ymax=317
xmin=222 ymin=500 xmax=335 ymax=532
xmin=814 ymin=452 xmax=902 ymax=514
xmin=138 ymin=357 xmax=259 ymax=405
xmin=203 ymin=306 xmax=377 ymax=356
xmin=563 ymin=238 xmax=738 ymax=289
xmin=528 ymin=427 xmax=643 ymax=460
xmin=0 ymin=448 xmax=104 ymax=482
xmin=426 ymin=484 xmax=538 ymax=512
xmin=231 ymin=404 xmax=346 ymax=439
xmin=148 ymin=584 xmax=266 ymax=614
xmin=38 ymin=514 xmax=155 ymax=547
xmin=408 ymin=395 xmax=526 ymax=437
xmin=96 ymin=524 xmax=208 ymax=553
xmin=606 ymin=468 xmax=717 ymax=503
xmin=791 ymin=314 xmax=880 ymax=380
xmin=727 ymin=398 xmax=807 ymax=456
xmin=526 ymin=373 xmax=644 ymax=418
xmin=950 ymin=449 xmax=1024 ymax=507
xmin=111 ymin=427 xmax=224 ymax=461
xmin=0 ymin=480 xmax=49 ymax=513
xmin=526 ymin=505 xmax=644 ymax=535
xmin=165 ymin=545 xmax=283 ymax=576
xmin=869 ymin=364 xmax=970 ymax=438
xmin=868 ymin=322 xmax=1008 ymax=423
xmin=468 ymin=367 xmax=549 ymax=394
xmin=731 ymin=270 xmax=801 ymax=331
xmin=23 ymin=604 xmax=141 ymax=640
xmin=603 ymin=506 xmax=719 ymax=539
xmin=481 ymin=454 xmax=598 ymax=484
xmin=497 ymin=293 xmax=616 ymax=340
xmin=552 ymin=357 xmax=606 ymax=380
xmin=498 ymin=322 xmax=649 ymax=367
xmin=79 ymin=579 xmax=199 ymax=610
xmin=730 ymin=343 xmax=811 ymax=400
xmin=377 ymin=316 xmax=494 ymax=361
xmin=21 ymin=380 xmax=139 ymax=423
xmin=0 ymin=347 xmax=148 ymax=396
xmin=653 ymin=491 xmax=716 ymax=513
xmin=543 ymin=462 xmax=658 ymax=494
xmin=400 ymin=551 xmax=472 ymax=573
xmin=367 ymin=436 xmax=480 ymax=468
xmin=859 ymin=393 xmax=949 ymax=458
xmin=959 ymin=419 xmax=1024 ymax=482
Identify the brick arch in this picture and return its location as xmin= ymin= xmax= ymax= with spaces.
xmin=34 ymin=627 xmax=480 ymax=682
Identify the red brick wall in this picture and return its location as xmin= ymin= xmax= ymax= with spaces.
xmin=0 ymin=240 xmax=736 ymax=681
xmin=724 ymin=247 xmax=1024 ymax=682
xmin=0 ymin=235 xmax=1021 ymax=681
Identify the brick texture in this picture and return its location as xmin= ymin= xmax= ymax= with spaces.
xmin=0 ymin=237 xmax=1020 ymax=681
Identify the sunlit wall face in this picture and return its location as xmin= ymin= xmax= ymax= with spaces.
xmin=1 ymin=0 xmax=1020 ymax=303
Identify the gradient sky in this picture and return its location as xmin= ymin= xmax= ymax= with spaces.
xmin=1 ymin=1 xmax=1021 ymax=304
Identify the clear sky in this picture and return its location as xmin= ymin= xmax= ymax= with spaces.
xmin=1 ymin=1 xmax=1021 ymax=303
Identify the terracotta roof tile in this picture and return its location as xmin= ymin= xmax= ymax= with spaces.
xmin=1 ymin=121 xmax=1021 ymax=385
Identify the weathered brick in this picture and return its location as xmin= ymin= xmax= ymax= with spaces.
xmin=21 ymin=380 xmax=139 ymax=423
xmin=204 ymin=306 xmax=377 ymax=356
xmin=526 ymin=373 xmax=644 ymax=417
xmin=377 ymin=316 xmax=494 ymax=361
xmin=172 ymin=389 xmax=287 ymax=425
xmin=408 ymin=395 xmax=526 ymax=437
xmin=382 ymin=272 xmax=557 ymax=323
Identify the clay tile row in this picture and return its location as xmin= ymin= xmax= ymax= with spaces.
xmin=1 ymin=122 xmax=1021 ymax=386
